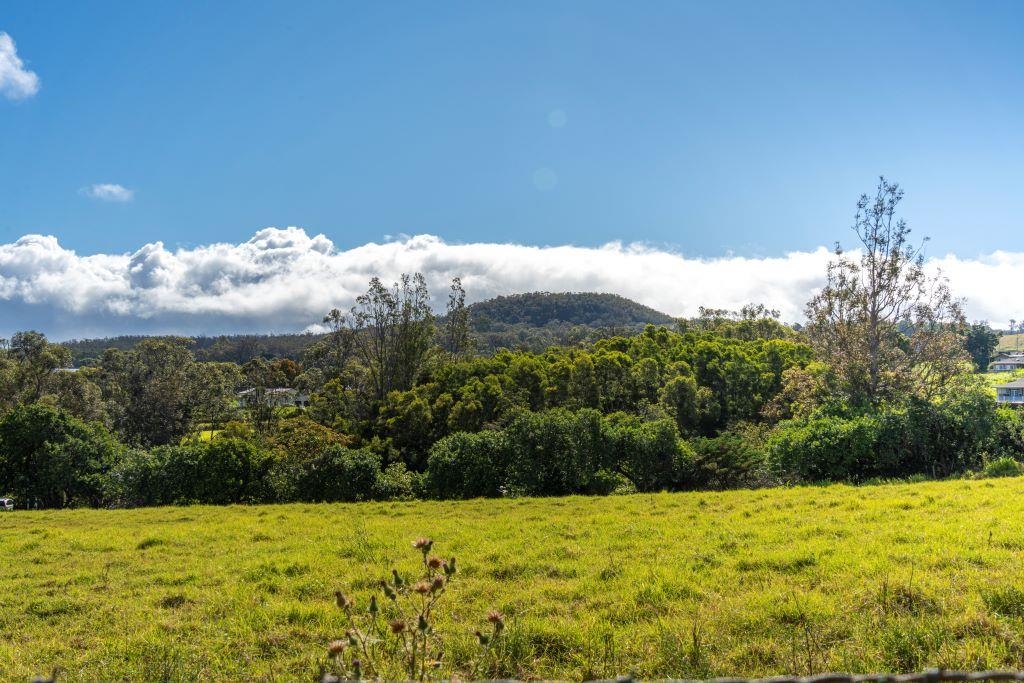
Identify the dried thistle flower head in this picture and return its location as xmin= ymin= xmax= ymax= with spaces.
xmin=389 ymin=619 xmax=406 ymax=634
xmin=412 ymin=537 xmax=434 ymax=552
xmin=427 ymin=556 xmax=443 ymax=569
xmin=412 ymin=580 xmax=431 ymax=595
xmin=487 ymin=610 xmax=504 ymax=626
xmin=430 ymin=576 xmax=445 ymax=592
xmin=328 ymin=639 xmax=347 ymax=657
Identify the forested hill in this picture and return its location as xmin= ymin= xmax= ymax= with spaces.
xmin=62 ymin=333 xmax=322 ymax=366
xmin=467 ymin=292 xmax=674 ymax=327
xmin=60 ymin=292 xmax=676 ymax=365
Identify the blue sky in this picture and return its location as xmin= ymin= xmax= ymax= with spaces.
xmin=3 ymin=0 xmax=1024 ymax=258
xmin=3 ymin=1 xmax=1024 ymax=338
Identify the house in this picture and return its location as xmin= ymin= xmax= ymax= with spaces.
xmin=989 ymin=355 xmax=1024 ymax=372
xmin=995 ymin=379 xmax=1024 ymax=405
xmin=237 ymin=387 xmax=310 ymax=408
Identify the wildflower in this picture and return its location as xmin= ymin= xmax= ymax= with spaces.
xmin=391 ymin=568 xmax=404 ymax=588
xmin=418 ymin=614 xmax=429 ymax=632
xmin=444 ymin=557 xmax=457 ymax=576
xmin=430 ymin=576 xmax=445 ymax=592
xmin=475 ymin=629 xmax=490 ymax=645
xmin=334 ymin=591 xmax=352 ymax=609
xmin=381 ymin=581 xmax=397 ymax=601
xmin=487 ymin=609 xmax=505 ymax=633
xmin=412 ymin=537 xmax=433 ymax=552
xmin=427 ymin=556 xmax=444 ymax=570
xmin=389 ymin=619 xmax=406 ymax=634
xmin=328 ymin=639 xmax=347 ymax=657
xmin=346 ymin=629 xmax=358 ymax=646
xmin=413 ymin=580 xmax=431 ymax=595
xmin=368 ymin=595 xmax=378 ymax=615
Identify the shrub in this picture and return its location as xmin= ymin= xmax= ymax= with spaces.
xmin=503 ymin=408 xmax=606 ymax=496
xmin=606 ymin=416 xmax=687 ymax=492
xmin=984 ymin=456 xmax=1022 ymax=479
xmin=373 ymin=462 xmax=420 ymax=500
xmin=425 ymin=431 xmax=508 ymax=499
xmin=294 ymin=445 xmax=383 ymax=502
xmin=588 ymin=468 xmax=636 ymax=495
xmin=0 ymin=403 xmax=122 ymax=508
xmin=769 ymin=385 xmax=998 ymax=483
xmin=105 ymin=439 xmax=277 ymax=506
xmin=689 ymin=427 xmax=766 ymax=489
xmin=192 ymin=438 xmax=277 ymax=504
xmin=768 ymin=414 xmax=880 ymax=482
xmin=103 ymin=448 xmax=169 ymax=507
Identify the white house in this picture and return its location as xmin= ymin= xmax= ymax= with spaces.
xmin=237 ymin=387 xmax=310 ymax=408
xmin=995 ymin=379 xmax=1024 ymax=405
xmin=989 ymin=356 xmax=1024 ymax=372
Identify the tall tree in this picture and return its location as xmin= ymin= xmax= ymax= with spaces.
xmin=441 ymin=277 xmax=472 ymax=359
xmin=964 ymin=322 xmax=999 ymax=372
xmin=304 ymin=307 xmax=356 ymax=382
xmin=98 ymin=337 xmax=210 ymax=446
xmin=804 ymin=177 xmax=967 ymax=406
xmin=7 ymin=331 xmax=72 ymax=404
xmin=350 ymin=274 xmax=434 ymax=403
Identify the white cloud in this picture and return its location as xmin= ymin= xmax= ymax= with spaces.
xmin=0 ymin=227 xmax=1019 ymax=338
xmin=0 ymin=32 xmax=39 ymax=100
xmin=81 ymin=184 xmax=134 ymax=203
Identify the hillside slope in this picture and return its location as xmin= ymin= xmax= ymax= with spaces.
xmin=467 ymin=291 xmax=674 ymax=327
xmin=61 ymin=292 xmax=677 ymax=363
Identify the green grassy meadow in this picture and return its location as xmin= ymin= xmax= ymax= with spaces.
xmin=996 ymin=335 xmax=1024 ymax=353
xmin=5 ymin=479 xmax=1024 ymax=681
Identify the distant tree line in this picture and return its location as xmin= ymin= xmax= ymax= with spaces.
xmin=0 ymin=179 xmax=1019 ymax=508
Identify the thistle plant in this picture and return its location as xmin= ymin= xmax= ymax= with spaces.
xmin=321 ymin=537 xmax=461 ymax=682
xmin=470 ymin=609 xmax=506 ymax=680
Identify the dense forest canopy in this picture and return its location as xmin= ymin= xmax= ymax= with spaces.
xmin=1 ymin=180 xmax=1018 ymax=508
xmin=59 ymin=291 xmax=679 ymax=366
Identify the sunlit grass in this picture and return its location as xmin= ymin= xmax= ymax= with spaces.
xmin=996 ymin=334 xmax=1024 ymax=353
xmin=4 ymin=478 xmax=1024 ymax=681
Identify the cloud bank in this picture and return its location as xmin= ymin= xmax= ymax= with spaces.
xmin=0 ymin=228 xmax=1018 ymax=339
xmin=80 ymin=183 xmax=134 ymax=203
xmin=0 ymin=32 xmax=39 ymax=100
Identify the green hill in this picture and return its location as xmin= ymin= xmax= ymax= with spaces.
xmin=997 ymin=333 xmax=1024 ymax=353
xmin=60 ymin=292 xmax=677 ymax=364
xmin=467 ymin=291 xmax=674 ymax=327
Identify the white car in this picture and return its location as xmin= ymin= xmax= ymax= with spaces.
xmin=0 ymin=498 xmax=13 ymax=511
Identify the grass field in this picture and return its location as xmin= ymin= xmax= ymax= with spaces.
xmin=5 ymin=479 xmax=1024 ymax=681
xmin=996 ymin=334 xmax=1024 ymax=353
